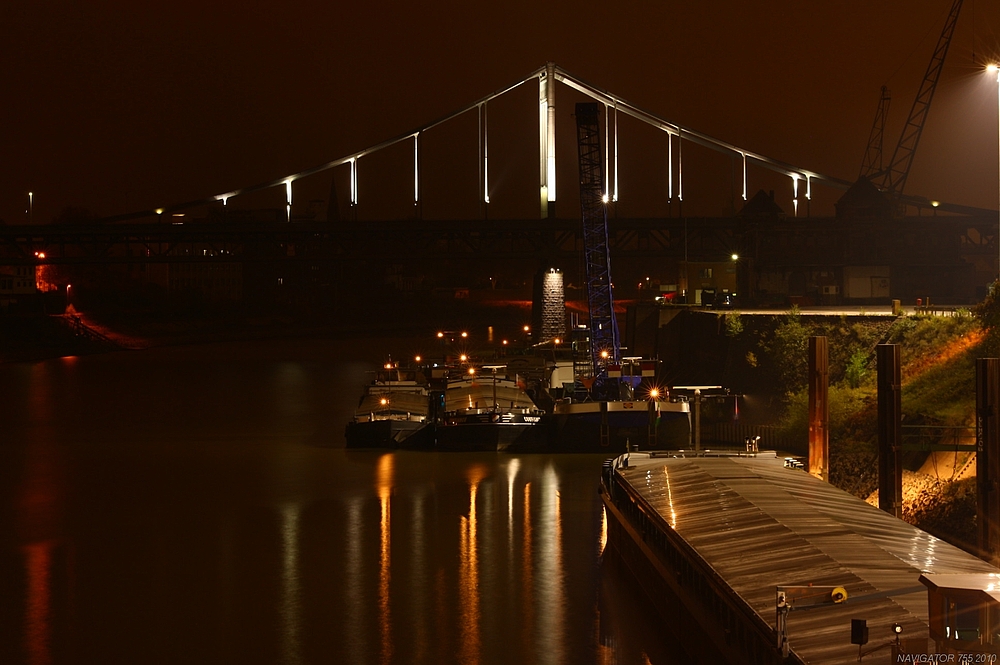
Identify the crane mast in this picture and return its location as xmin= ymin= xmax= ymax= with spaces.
xmin=575 ymin=102 xmax=620 ymax=396
xmin=874 ymin=0 xmax=963 ymax=203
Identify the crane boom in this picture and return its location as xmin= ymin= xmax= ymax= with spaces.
xmin=859 ymin=86 xmax=891 ymax=180
xmin=875 ymin=0 xmax=963 ymax=201
xmin=575 ymin=102 xmax=620 ymax=393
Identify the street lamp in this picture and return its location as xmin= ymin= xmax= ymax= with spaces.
xmin=990 ymin=64 xmax=1000 ymax=286
xmin=28 ymin=192 xmax=33 ymax=224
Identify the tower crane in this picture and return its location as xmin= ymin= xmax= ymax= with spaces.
xmin=574 ymin=102 xmax=620 ymax=398
xmin=868 ymin=0 xmax=964 ymax=206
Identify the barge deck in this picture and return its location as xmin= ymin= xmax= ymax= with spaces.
xmin=601 ymin=453 xmax=1000 ymax=664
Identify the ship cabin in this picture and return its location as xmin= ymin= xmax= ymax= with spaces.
xmin=920 ymin=573 xmax=1000 ymax=654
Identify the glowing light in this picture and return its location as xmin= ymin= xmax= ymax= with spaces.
xmin=523 ymin=325 xmax=530 ymax=332
xmin=931 ymin=200 xmax=940 ymax=208
xmin=502 ymin=340 xmax=508 ymax=345
xmin=482 ymin=103 xmax=490 ymax=205
xmin=605 ymin=104 xmax=610 ymax=197
xmin=380 ymin=397 xmax=388 ymax=406
xmin=414 ymin=355 xmax=422 ymax=362
xmin=437 ymin=332 xmax=444 ymax=338
xmin=155 ymin=208 xmax=164 ymax=215
xmin=468 ymin=367 xmax=476 ymax=375
xmin=553 ymin=338 xmax=561 ymax=345
xmin=350 ymin=158 xmax=358 ymax=206
xmin=601 ymin=194 xmax=609 ymax=204
xmin=600 ymin=349 xmax=609 ymax=359
xmin=613 ymin=102 xmax=619 ymax=202
xmin=731 ymin=253 xmax=739 ymax=261
xmin=413 ymin=133 xmax=420 ymax=205
xmin=741 ymin=152 xmax=747 ymax=200
xmin=460 ymin=354 xmax=468 ymax=362
xmin=677 ymin=134 xmax=684 ymax=201
xmin=650 ymin=388 xmax=660 ymax=399
xmin=376 ymin=455 xmax=393 ymax=663
xmin=667 ymin=133 xmax=673 ymax=201
xmin=461 ymin=332 xmax=468 ymax=338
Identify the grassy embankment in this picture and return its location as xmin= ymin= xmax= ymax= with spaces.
xmin=721 ymin=308 xmax=981 ymax=551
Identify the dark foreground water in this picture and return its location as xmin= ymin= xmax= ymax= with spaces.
xmin=0 ymin=338 xmax=687 ymax=664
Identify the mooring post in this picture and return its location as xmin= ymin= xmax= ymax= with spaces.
xmin=808 ymin=336 xmax=829 ymax=481
xmin=977 ymin=358 xmax=1000 ymax=565
xmin=877 ymin=344 xmax=902 ymax=518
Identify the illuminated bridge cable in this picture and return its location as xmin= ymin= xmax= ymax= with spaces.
xmin=100 ymin=63 xmax=883 ymax=223
xmin=613 ymin=102 xmax=619 ymax=203
xmin=667 ymin=133 xmax=673 ymax=202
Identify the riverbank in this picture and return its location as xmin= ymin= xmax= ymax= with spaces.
xmin=0 ymin=298 xmax=534 ymax=364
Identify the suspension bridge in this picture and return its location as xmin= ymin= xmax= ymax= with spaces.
xmin=0 ymin=63 xmax=996 ymax=305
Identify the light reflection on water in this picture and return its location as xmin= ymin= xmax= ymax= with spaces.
xmin=0 ymin=339 xmax=690 ymax=664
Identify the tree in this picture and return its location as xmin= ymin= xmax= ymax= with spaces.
xmin=973 ymin=279 xmax=1000 ymax=357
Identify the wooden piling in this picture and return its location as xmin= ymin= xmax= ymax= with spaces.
xmin=808 ymin=336 xmax=829 ymax=481
xmin=977 ymin=358 xmax=1000 ymax=565
xmin=877 ymin=344 xmax=902 ymax=518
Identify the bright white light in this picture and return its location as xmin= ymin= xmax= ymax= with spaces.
xmin=547 ymin=158 xmax=556 ymax=202
xmin=741 ymin=152 xmax=747 ymax=200
xmin=731 ymin=254 xmax=739 ymax=261
xmin=613 ymin=103 xmax=619 ymax=202
xmin=601 ymin=194 xmax=609 ymax=204
xmin=350 ymin=158 xmax=358 ymax=205
xmin=413 ymin=134 xmax=419 ymax=205
xmin=667 ymin=133 xmax=673 ymax=201
xmin=677 ymin=135 xmax=683 ymax=201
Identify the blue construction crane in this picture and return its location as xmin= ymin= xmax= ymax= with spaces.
xmin=574 ymin=102 xmax=620 ymax=398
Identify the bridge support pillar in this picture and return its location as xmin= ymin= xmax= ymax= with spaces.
xmin=808 ymin=336 xmax=829 ymax=481
xmin=977 ymin=358 xmax=1000 ymax=565
xmin=539 ymin=62 xmax=556 ymax=219
xmin=877 ymin=344 xmax=902 ymax=518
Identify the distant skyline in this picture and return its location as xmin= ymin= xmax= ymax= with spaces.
xmin=4 ymin=0 xmax=1000 ymax=224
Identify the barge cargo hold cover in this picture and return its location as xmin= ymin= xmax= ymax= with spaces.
xmin=601 ymin=453 xmax=1000 ymax=664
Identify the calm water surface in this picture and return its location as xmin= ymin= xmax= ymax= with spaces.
xmin=0 ymin=338 xmax=687 ymax=664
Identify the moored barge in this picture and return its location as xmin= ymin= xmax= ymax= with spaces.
xmin=600 ymin=452 xmax=1000 ymax=663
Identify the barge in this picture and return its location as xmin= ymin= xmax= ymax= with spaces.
xmin=600 ymin=452 xmax=1000 ymax=663
xmin=433 ymin=368 xmax=546 ymax=452
xmin=345 ymin=364 xmax=432 ymax=449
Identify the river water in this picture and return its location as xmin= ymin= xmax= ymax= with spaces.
xmin=0 ymin=338 xmax=689 ymax=664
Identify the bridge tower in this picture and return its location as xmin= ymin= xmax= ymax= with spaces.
xmin=539 ymin=62 xmax=556 ymax=219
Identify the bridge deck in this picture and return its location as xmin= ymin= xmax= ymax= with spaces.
xmin=606 ymin=454 xmax=998 ymax=663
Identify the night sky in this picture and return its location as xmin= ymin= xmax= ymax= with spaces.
xmin=5 ymin=0 xmax=1000 ymax=225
